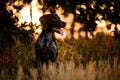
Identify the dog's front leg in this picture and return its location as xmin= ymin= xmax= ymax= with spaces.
xmin=37 ymin=59 xmax=43 ymax=80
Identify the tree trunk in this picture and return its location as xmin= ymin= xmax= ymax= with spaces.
xmin=71 ymin=21 xmax=74 ymax=39
xmin=30 ymin=4 xmax=32 ymax=23
xmin=85 ymin=31 xmax=89 ymax=39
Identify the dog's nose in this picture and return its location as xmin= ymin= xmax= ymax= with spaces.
xmin=62 ymin=21 xmax=66 ymax=28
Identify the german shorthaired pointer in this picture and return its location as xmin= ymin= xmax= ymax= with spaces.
xmin=35 ymin=13 xmax=66 ymax=67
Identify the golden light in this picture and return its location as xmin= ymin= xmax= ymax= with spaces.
xmin=80 ymin=31 xmax=86 ymax=38
xmin=96 ymin=14 xmax=107 ymax=28
xmin=19 ymin=5 xmax=31 ymax=23
xmin=19 ymin=0 xmax=42 ymax=25
xmin=73 ymin=32 xmax=79 ymax=39
xmin=74 ymin=22 xmax=83 ymax=31
xmin=81 ymin=4 xmax=86 ymax=9
xmin=18 ymin=0 xmax=75 ymax=40
xmin=8 ymin=0 xmax=116 ymax=40
xmin=31 ymin=0 xmax=43 ymax=25
xmin=96 ymin=20 xmax=107 ymax=28
xmin=117 ymin=24 xmax=120 ymax=30
xmin=63 ymin=13 xmax=74 ymax=30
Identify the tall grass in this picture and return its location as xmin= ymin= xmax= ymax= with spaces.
xmin=0 ymin=33 xmax=120 ymax=80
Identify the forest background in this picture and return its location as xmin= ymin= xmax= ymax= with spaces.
xmin=0 ymin=0 xmax=120 ymax=80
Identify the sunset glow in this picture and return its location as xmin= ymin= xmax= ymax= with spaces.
xmin=14 ymin=0 xmax=115 ymax=39
xmin=96 ymin=20 xmax=107 ymax=28
xmin=19 ymin=5 xmax=31 ymax=23
xmin=19 ymin=0 xmax=42 ymax=25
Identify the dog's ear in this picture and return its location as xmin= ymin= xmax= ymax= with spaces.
xmin=39 ymin=15 xmax=49 ymax=30
xmin=51 ymin=13 xmax=60 ymax=20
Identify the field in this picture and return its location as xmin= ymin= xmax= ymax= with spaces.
xmin=0 ymin=33 xmax=120 ymax=80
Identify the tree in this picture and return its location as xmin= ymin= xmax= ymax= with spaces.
xmin=38 ymin=0 xmax=58 ymax=14
xmin=58 ymin=0 xmax=120 ymax=39
xmin=0 ymin=0 xmax=33 ymax=53
xmin=95 ymin=0 xmax=120 ymax=39
xmin=37 ymin=0 xmax=97 ymax=38
xmin=75 ymin=0 xmax=97 ymax=38
xmin=58 ymin=0 xmax=97 ymax=39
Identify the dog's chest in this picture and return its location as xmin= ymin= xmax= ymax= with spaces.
xmin=37 ymin=34 xmax=57 ymax=51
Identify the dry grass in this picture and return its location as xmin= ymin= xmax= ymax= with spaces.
xmin=0 ymin=33 xmax=120 ymax=80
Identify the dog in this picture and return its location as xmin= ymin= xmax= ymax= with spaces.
xmin=35 ymin=13 xmax=66 ymax=79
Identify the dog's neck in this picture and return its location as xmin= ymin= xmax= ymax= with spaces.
xmin=40 ymin=30 xmax=55 ymax=40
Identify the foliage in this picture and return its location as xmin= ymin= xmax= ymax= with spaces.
xmin=0 ymin=34 xmax=120 ymax=80
xmin=0 ymin=0 xmax=120 ymax=79
xmin=1 ymin=0 xmax=120 ymax=50
xmin=0 ymin=0 xmax=34 ymax=54
xmin=38 ymin=0 xmax=120 ymax=38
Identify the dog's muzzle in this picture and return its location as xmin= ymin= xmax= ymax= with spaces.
xmin=53 ymin=21 xmax=66 ymax=36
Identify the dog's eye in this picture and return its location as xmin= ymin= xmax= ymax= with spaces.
xmin=52 ymin=18 xmax=55 ymax=21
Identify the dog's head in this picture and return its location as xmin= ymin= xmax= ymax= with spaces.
xmin=40 ymin=13 xmax=66 ymax=36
